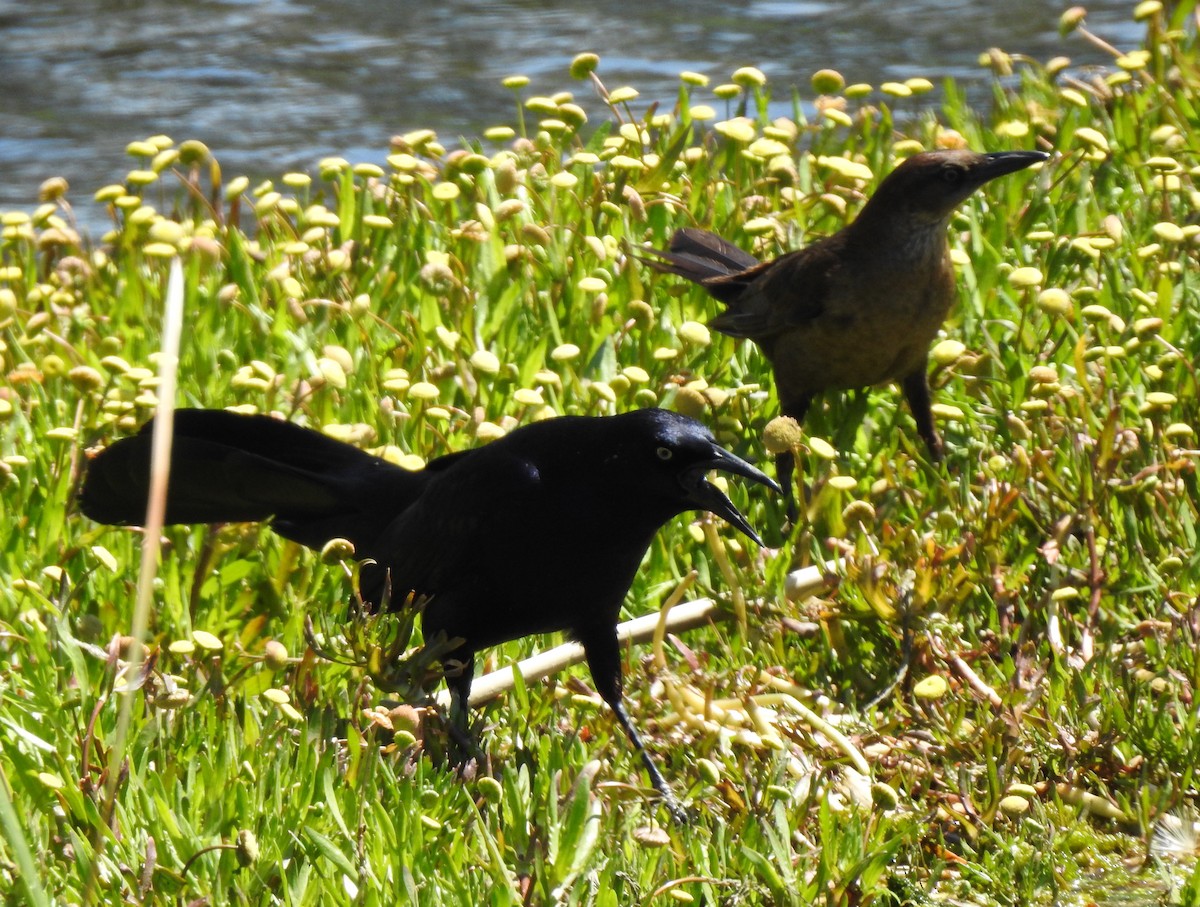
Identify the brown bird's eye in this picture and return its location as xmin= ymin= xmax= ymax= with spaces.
xmin=941 ymin=167 xmax=964 ymax=184
xmin=656 ymin=446 xmax=673 ymax=461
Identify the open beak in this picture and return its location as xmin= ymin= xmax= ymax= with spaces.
xmin=978 ymin=150 xmax=1050 ymax=182
xmin=682 ymin=446 xmax=780 ymax=546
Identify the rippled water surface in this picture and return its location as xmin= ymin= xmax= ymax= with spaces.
xmin=0 ymin=0 xmax=1142 ymax=226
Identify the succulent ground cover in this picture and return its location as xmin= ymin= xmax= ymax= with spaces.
xmin=1 ymin=3 xmax=1198 ymax=904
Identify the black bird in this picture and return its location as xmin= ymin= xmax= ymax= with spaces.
xmin=642 ymin=149 xmax=1048 ymax=510
xmin=80 ymin=407 xmax=778 ymax=819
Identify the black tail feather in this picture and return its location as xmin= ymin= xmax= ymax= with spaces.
xmin=79 ymin=409 xmax=425 ymax=552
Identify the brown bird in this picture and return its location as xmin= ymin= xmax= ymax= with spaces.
xmin=642 ymin=148 xmax=1048 ymax=509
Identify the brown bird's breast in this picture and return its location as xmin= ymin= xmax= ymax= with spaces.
xmin=762 ymin=247 xmax=957 ymax=394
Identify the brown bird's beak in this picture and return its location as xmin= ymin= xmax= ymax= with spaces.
xmin=977 ymin=150 xmax=1050 ymax=181
xmin=683 ymin=447 xmax=780 ymax=546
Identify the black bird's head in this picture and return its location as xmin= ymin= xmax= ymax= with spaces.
xmin=605 ymin=409 xmax=780 ymax=545
xmin=864 ymin=148 xmax=1049 ymax=227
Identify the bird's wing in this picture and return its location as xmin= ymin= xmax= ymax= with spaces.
xmin=361 ymin=447 xmax=545 ymax=607
xmin=707 ymin=241 xmax=841 ymax=339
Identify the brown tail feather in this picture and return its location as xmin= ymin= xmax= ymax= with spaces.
xmin=637 ymin=227 xmax=760 ymax=284
xmin=667 ymin=228 xmax=760 ymax=271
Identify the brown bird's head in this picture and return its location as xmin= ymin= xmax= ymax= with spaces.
xmin=861 ymin=149 xmax=1049 ymax=228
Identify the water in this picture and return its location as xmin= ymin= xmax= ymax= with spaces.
xmin=0 ymin=0 xmax=1142 ymax=229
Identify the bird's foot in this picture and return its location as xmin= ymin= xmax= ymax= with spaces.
xmin=659 ymin=789 xmax=692 ymax=825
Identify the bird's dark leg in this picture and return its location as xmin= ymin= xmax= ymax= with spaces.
xmin=900 ymin=367 xmax=944 ymax=462
xmin=778 ymin=392 xmax=814 ymax=524
xmin=442 ymin=650 xmax=480 ymax=759
xmin=580 ymin=628 xmax=688 ymax=823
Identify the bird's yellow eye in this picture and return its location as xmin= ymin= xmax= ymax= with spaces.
xmin=656 ymin=446 xmax=673 ymax=461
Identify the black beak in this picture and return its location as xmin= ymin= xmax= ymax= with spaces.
xmin=978 ymin=150 xmax=1049 ymax=182
xmin=683 ymin=446 xmax=780 ymax=546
